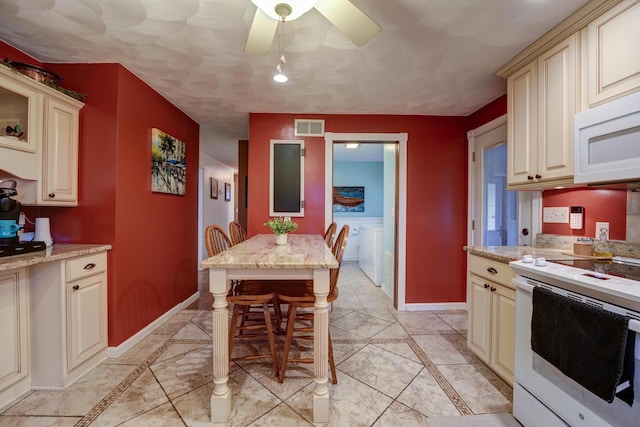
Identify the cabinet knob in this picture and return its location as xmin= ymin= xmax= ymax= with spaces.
xmin=535 ymin=174 xmax=542 ymax=179
xmin=527 ymin=175 xmax=534 ymax=180
xmin=48 ymin=193 xmax=55 ymax=198
xmin=484 ymin=283 xmax=490 ymax=289
xmin=83 ymin=263 xmax=96 ymax=270
xmin=72 ymin=285 xmax=79 ymax=290
xmin=490 ymin=287 xmax=496 ymax=292
xmin=487 ymin=267 xmax=498 ymax=274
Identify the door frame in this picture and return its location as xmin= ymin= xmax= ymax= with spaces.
xmin=324 ymin=132 xmax=408 ymax=310
xmin=467 ymin=115 xmax=541 ymax=247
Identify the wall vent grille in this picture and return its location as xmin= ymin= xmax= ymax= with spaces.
xmin=295 ymin=119 xmax=325 ymax=136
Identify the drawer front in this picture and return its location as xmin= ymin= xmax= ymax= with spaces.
xmin=468 ymin=255 xmax=515 ymax=287
xmin=66 ymin=253 xmax=106 ymax=282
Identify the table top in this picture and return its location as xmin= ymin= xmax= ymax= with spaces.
xmin=201 ymin=234 xmax=338 ymax=269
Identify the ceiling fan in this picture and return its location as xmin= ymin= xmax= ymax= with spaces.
xmin=244 ymin=0 xmax=381 ymax=55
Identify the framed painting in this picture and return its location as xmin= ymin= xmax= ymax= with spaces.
xmin=151 ymin=128 xmax=186 ymax=195
xmin=333 ymin=186 xmax=364 ymax=212
xmin=211 ymin=178 xmax=219 ymax=199
xmin=224 ymin=183 xmax=231 ymax=201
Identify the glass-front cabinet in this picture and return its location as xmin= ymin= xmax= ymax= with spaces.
xmin=0 ymin=78 xmax=40 ymax=154
xmin=0 ymin=64 xmax=83 ymax=205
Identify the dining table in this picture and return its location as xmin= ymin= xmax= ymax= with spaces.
xmin=200 ymin=233 xmax=339 ymax=425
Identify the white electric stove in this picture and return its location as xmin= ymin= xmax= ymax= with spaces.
xmin=510 ymin=256 xmax=640 ymax=427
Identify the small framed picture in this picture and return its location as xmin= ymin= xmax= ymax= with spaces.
xmin=224 ymin=183 xmax=231 ymax=201
xmin=210 ymin=178 xmax=218 ymax=199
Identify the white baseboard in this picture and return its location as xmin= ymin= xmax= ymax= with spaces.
xmin=403 ymin=302 xmax=467 ymax=311
xmin=107 ymin=292 xmax=200 ymax=359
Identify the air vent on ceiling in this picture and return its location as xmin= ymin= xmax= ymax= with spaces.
xmin=295 ymin=119 xmax=325 ymax=136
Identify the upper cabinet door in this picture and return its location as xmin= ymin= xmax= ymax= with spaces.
xmin=507 ymin=61 xmax=537 ymax=185
xmin=42 ymin=97 xmax=79 ymax=204
xmin=537 ymin=33 xmax=578 ymax=181
xmin=0 ymin=67 xmax=42 ymax=155
xmin=588 ymin=0 xmax=640 ymax=106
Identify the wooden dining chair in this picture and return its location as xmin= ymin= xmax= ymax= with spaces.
xmin=205 ymin=225 xmax=280 ymax=373
xmin=276 ymin=225 xmax=349 ymax=384
xmin=204 ymin=224 xmax=232 ymax=257
xmin=228 ymin=221 xmax=247 ymax=246
xmin=324 ymin=221 xmax=337 ymax=247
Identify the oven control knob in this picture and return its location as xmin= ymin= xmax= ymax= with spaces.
xmin=534 ymin=257 xmax=547 ymax=266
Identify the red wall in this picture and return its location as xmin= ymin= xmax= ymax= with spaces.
xmin=542 ymin=189 xmax=626 ymax=240
xmin=0 ymin=40 xmax=200 ymax=346
xmin=39 ymin=63 xmax=200 ymax=345
xmin=0 ymin=41 xmax=42 ymax=66
xmin=466 ymin=94 xmax=507 ymax=131
xmin=249 ymin=113 xmax=468 ymax=304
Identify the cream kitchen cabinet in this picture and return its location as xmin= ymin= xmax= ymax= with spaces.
xmin=0 ymin=268 xmax=30 ymax=409
xmin=467 ymin=254 xmax=516 ymax=385
xmin=506 ymin=33 xmax=579 ymax=189
xmin=29 ymin=252 xmax=107 ymax=388
xmin=586 ymin=0 xmax=640 ymax=106
xmin=0 ymin=64 xmax=83 ymax=206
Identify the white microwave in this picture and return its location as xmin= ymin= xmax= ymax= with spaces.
xmin=574 ymin=90 xmax=640 ymax=185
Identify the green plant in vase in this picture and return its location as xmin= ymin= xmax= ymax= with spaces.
xmin=264 ymin=217 xmax=298 ymax=245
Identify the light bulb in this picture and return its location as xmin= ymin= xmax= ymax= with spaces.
xmin=273 ymin=63 xmax=288 ymax=82
xmin=273 ymin=72 xmax=288 ymax=83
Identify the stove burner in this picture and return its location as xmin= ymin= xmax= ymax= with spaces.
xmin=0 ymin=241 xmax=47 ymax=257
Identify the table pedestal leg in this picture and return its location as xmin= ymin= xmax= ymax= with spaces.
xmin=209 ymin=269 xmax=231 ymax=424
xmin=313 ymin=268 xmax=330 ymax=423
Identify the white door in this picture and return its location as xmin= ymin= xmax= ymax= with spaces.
xmin=469 ymin=117 xmax=537 ymax=247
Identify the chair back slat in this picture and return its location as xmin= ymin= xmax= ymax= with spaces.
xmin=205 ymin=224 xmax=232 ymax=257
xmin=324 ymin=221 xmax=337 ymax=247
xmin=229 ymin=221 xmax=247 ymax=246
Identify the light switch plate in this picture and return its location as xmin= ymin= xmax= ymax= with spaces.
xmin=596 ymin=222 xmax=610 ymax=240
xmin=543 ymin=207 xmax=569 ymax=223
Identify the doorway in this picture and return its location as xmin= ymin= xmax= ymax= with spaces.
xmin=324 ymin=132 xmax=407 ymax=310
xmin=467 ymin=116 xmax=539 ymax=247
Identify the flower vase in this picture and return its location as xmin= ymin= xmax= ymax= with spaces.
xmin=275 ymin=233 xmax=288 ymax=245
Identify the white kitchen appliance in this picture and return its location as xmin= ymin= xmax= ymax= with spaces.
xmin=510 ymin=257 xmax=640 ymax=427
xmin=574 ymin=90 xmax=640 ymax=185
xmin=359 ymin=224 xmax=383 ymax=286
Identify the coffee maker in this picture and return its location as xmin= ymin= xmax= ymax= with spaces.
xmin=0 ymin=179 xmax=21 ymax=245
xmin=0 ymin=179 xmax=46 ymax=256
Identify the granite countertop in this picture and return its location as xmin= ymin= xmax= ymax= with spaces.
xmin=0 ymin=243 xmax=112 ymax=271
xmin=463 ymin=245 xmax=591 ymax=264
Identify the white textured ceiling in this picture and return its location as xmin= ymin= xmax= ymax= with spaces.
xmin=0 ymin=0 xmax=590 ymax=169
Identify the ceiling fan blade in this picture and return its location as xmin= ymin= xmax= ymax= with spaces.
xmin=314 ymin=0 xmax=381 ymax=47
xmin=244 ymin=7 xmax=279 ymax=55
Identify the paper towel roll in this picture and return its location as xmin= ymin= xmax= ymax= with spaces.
xmin=34 ymin=217 xmax=53 ymax=246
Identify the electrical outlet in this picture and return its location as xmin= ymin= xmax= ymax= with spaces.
xmin=596 ymin=222 xmax=610 ymax=240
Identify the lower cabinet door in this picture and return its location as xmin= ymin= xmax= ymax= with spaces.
xmin=66 ymin=274 xmax=107 ymax=372
xmin=467 ymin=274 xmax=491 ymax=363
xmin=0 ymin=269 xmax=29 ymax=393
xmin=491 ymin=284 xmax=516 ymax=384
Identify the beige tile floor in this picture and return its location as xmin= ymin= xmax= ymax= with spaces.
xmin=0 ymin=262 xmax=522 ymax=426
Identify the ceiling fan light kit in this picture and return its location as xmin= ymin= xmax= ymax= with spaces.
xmin=251 ymin=0 xmax=317 ymax=21
xmin=245 ymin=0 xmax=381 ymax=55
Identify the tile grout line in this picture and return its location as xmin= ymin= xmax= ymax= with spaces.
xmin=333 ymin=335 xmax=474 ymax=416
xmin=405 ymin=336 xmax=474 ymax=416
xmin=74 ymin=341 xmax=172 ymax=427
